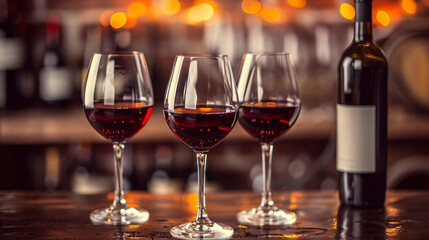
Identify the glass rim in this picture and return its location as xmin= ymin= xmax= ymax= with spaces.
xmin=244 ymin=52 xmax=293 ymax=57
xmin=92 ymin=51 xmax=144 ymax=57
xmin=176 ymin=53 xmax=229 ymax=59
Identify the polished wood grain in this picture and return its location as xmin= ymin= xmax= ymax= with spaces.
xmin=1 ymin=191 xmax=429 ymax=239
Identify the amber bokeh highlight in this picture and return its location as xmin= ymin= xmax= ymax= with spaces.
xmin=340 ymin=3 xmax=355 ymax=20
xmin=100 ymin=10 xmax=114 ymax=27
xmin=287 ymin=0 xmax=306 ymax=8
xmin=128 ymin=2 xmax=147 ymax=18
xmin=401 ymin=0 xmax=417 ymax=14
xmin=123 ymin=16 xmax=138 ymax=29
xmin=241 ymin=0 xmax=262 ymax=14
xmin=110 ymin=12 xmax=127 ymax=29
xmin=376 ymin=10 xmax=390 ymax=26
xmin=260 ymin=6 xmax=286 ymax=24
xmin=160 ymin=0 xmax=181 ymax=15
xmin=186 ymin=2 xmax=215 ymax=24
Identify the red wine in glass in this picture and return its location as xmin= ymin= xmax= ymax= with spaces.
xmin=164 ymin=54 xmax=237 ymax=238
xmin=236 ymin=53 xmax=300 ymax=226
xmin=239 ymin=101 xmax=300 ymax=143
xmin=164 ymin=105 xmax=237 ymax=152
xmin=84 ymin=52 xmax=153 ymax=225
xmin=85 ymin=101 xmax=153 ymax=143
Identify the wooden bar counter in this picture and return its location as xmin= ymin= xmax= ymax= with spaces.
xmin=1 ymin=191 xmax=429 ymax=239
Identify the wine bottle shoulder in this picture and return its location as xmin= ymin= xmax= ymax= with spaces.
xmin=338 ymin=40 xmax=388 ymax=105
xmin=339 ymin=41 xmax=387 ymax=68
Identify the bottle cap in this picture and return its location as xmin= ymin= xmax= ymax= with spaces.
xmin=355 ymin=0 xmax=372 ymax=22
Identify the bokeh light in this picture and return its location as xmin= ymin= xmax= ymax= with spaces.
xmin=242 ymin=0 xmax=262 ymax=14
xmin=186 ymin=3 xmax=215 ymax=24
xmin=128 ymin=2 xmax=147 ymax=18
xmin=260 ymin=7 xmax=286 ymax=24
xmin=100 ymin=10 xmax=114 ymax=27
xmin=110 ymin=12 xmax=127 ymax=29
xmin=376 ymin=10 xmax=390 ymax=26
xmin=340 ymin=3 xmax=355 ymax=20
xmin=287 ymin=0 xmax=306 ymax=8
xmin=160 ymin=0 xmax=181 ymax=15
xmin=123 ymin=16 xmax=138 ymax=29
xmin=401 ymin=0 xmax=417 ymax=14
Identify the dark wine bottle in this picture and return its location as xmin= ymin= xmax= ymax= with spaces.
xmin=39 ymin=14 xmax=73 ymax=107
xmin=0 ymin=0 xmax=34 ymax=110
xmin=337 ymin=0 xmax=388 ymax=208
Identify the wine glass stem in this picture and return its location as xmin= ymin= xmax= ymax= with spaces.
xmin=113 ymin=143 xmax=127 ymax=208
xmin=195 ymin=152 xmax=211 ymax=224
xmin=260 ymin=142 xmax=275 ymax=209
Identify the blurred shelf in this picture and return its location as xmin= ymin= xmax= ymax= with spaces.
xmin=0 ymin=106 xmax=428 ymax=144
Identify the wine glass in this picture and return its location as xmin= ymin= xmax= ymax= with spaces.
xmin=164 ymin=54 xmax=238 ymax=239
xmin=236 ymin=52 xmax=301 ymax=226
xmin=83 ymin=52 xmax=154 ymax=225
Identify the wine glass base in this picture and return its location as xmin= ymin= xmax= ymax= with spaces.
xmin=90 ymin=206 xmax=149 ymax=225
xmin=237 ymin=208 xmax=297 ymax=226
xmin=170 ymin=222 xmax=234 ymax=239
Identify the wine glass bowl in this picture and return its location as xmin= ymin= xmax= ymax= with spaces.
xmin=164 ymin=54 xmax=238 ymax=239
xmin=83 ymin=52 xmax=154 ymax=225
xmin=236 ymin=52 xmax=301 ymax=226
xmin=238 ymin=102 xmax=299 ymax=143
xmin=85 ymin=102 xmax=152 ymax=144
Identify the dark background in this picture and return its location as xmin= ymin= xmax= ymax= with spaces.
xmin=1 ymin=0 xmax=429 ymax=193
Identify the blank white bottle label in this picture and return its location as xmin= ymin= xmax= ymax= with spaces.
xmin=337 ymin=104 xmax=376 ymax=173
xmin=40 ymin=67 xmax=72 ymax=102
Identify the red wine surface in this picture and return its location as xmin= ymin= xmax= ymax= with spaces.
xmin=85 ymin=101 xmax=152 ymax=143
xmin=164 ymin=106 xmax=237 ymax=152
xmin=239 ymin=101 xmax=300 ymax=143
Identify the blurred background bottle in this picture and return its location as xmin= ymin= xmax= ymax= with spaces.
xmin=0 ymin=0 xmax=35 ymax=110
xmin=38 ymin=14 xmax=73 ymax=107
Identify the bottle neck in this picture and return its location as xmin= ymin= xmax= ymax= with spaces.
xmin=46 ymin=21 xmax=60 ymax=46
xmin=354 ymin=1 xmax=373 ymax=42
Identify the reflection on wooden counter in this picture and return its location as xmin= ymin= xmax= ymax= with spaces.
xmin=1 ymin=191 xmax=429 ymax=239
